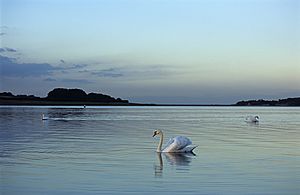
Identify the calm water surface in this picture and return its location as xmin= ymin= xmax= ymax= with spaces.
xmin=1 ymin=106 xmax=299 ymax=194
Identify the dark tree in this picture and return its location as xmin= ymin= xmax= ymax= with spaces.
xmin=47 ymin=88 xmax=87 ymax=101
xmin=46 ymin=88 xmax=129 ymax=103
xmin=87 ymin=92 xmax=116 ymax=102
xmin=235 ymin=97 xmax=300 ymax=106
xmin=0 ymin=92 xmax=14 ymax=97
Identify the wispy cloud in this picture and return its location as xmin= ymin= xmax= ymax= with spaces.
xmin=60 ymin=63 xmax=88 ymax=70
xmin=91 ymin=68 xmax=124 ymax=78
xmin=88 ymin=64 xmax=174 ymax=80
xmin=0 ymin=55 xmax=56 ymax=77
xmin=0 ymin=47 xmax=17 ymax=53
xmin=44 ymin=77 xmax=92 ymax=84
xmin=0 ymin=55 xmax=90 ymax=78
xmin=127 ymin=65 xmax=170 ymax=78
xmin=44 ymin=78 xmax=57 ymax=82
xmin=0 ymin=26 xmax=8 ymax=36
xmin=61 ymin=78 xmax=92 ymax=84
xmin=71 ymin=64 xmax=88 ymax=69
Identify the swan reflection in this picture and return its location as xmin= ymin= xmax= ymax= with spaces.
xmin=154 ymin=152 xmax=195 ymax=177
xmin=245 ymin=115 xmax=259 ymax=123
xmin=154 ymin=153 xmax=164 ymax=177
xmin=164 ymin=152 xmax=195 ymax=166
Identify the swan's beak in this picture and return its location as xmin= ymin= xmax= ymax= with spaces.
xmin=152 ymin=132 xmax=156 ymax=137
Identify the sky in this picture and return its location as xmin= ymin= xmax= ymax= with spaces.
xmin=0 ymin=0 xmax=299 ymax=104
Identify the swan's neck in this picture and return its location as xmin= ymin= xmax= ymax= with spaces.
xmin=157 ymin=132 xmax=164 ymax=152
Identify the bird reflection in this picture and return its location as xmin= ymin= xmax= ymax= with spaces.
xmin=154 ymin=153 xmax=163 ymax=177
xmin=154 ymin=152 xmax=195 ymax=177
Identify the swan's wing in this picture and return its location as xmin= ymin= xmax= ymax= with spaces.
xmin=163 ymin=136 xmax=192 ymax=152
xmin=175 ymin=136 xmax=192 ymax=150
xmin=164 ymin=137 xmax=175 ymax=148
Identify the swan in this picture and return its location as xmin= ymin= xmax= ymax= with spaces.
xmin=245 ymin=115 xmax=259 ymax=123
xmin=42 ymin=114 xmax=49 ymax=120
xmin=152 ymin=130 xmax=197 ymax=153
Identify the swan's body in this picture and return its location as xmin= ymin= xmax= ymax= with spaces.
xmin=152 ymin=130 xmax=197 ymax=153
xmin=42 ymin=114 xmax=49 ymax=120
xmin=245 ymin=115 xmax=259 ymax=123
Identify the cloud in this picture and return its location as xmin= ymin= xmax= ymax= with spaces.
xmin=0 ymin=55 xmax=56 ymax=77
xmin=44 ymin=78 xmax=57 ymax=82
xmin=91 ymin=68 xmax=124 ymax=78
xmin=0 ymin=47 xmax=17 ymax=52
xmin=71 ymin=64 xmax=88 ymax=69
xmin=61 ymin=78 xmax=92 ymax=84
xmin=43 ymin=77 xmax=92 ymax=83
xmin=0 ymin=26 xmax=8 ymax=36
xmin=61 ymin=64 xmax=88 ymax=70
xmin=78 ymin=70 xmax=89 ymax=73
xmin=88 ymin=64 xmax=173 ymax=79
xmin=128 ymin=65 xmax=170 ymax=77
xmin=0 ymin=55 xmax=90 ymax=78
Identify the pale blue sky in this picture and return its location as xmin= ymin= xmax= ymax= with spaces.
xmin=1 ymin=0 xmax=299 ymax=103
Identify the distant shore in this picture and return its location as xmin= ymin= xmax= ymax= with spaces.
xmin=0 ymin=99 xmax=231 ymax=106
xmin=1 ymin=99 xmax=300 ymax=107
xmin=0 ymin=97 xmax=227 ymax=106
xmin=0 ymin=99 xmax=135 ymax=106
xmin=1 ymin=88 xmax=299 ymax=106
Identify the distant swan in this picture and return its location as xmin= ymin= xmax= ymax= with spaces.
xmin=245 ymin=115 xmax=259 ymax=123
xmin=152 ymin=130 xmax=197 ymax=153
xmin=42 ymin=114 xmax=49 ymax=120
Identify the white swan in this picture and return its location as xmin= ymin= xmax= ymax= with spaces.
xmin=245 ymin=115 xmax=259 ymax=123
xmin=152 ymin=130 xmax=197 ymax=153
xmin=42 ymin=114 xmax=49 ymax=120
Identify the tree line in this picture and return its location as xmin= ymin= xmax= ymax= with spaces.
xmin=0 ymin=88 xmax=129 ymax=103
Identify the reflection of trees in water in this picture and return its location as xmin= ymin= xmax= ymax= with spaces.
xmin=154 ymin=152 xmax=195 ymax=177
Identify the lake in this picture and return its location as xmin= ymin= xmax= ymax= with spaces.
xmin=1 ymin=106 xmax=299 ymax=194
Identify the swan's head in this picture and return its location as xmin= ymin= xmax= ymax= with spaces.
xmin=152 ymin=129 xmax=162 ymax=137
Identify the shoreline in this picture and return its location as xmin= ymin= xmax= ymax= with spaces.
xmin=1 ymin=99 xmax=299 ymax=107
xmin=2 ymin=88 xmax=299 ymax=107
xmin=0 ymin=100 xmax=228 ymax=106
